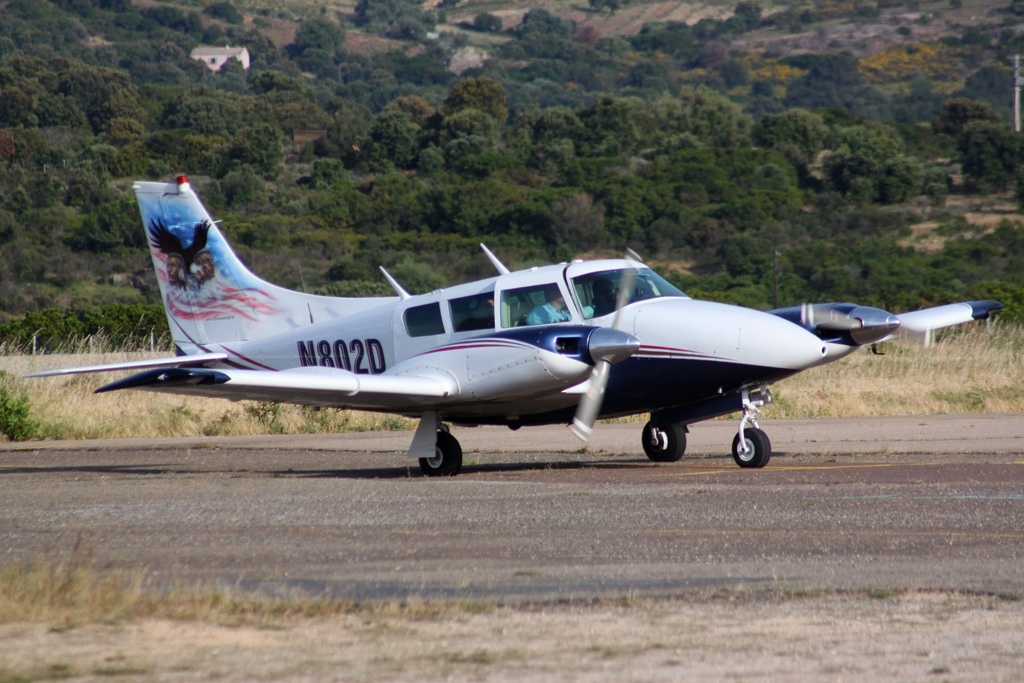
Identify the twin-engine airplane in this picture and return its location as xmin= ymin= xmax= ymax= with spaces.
xmin=30 ymin=177 xmax=1002 ymax=476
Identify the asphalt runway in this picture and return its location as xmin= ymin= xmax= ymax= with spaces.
xmin=2 ymin=414 xmax=1024 ymax=601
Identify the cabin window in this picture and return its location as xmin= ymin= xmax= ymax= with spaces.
xmin=448 ymin=292 xmax=495 ymax=332
xmin=571 ymin=268 xmax=687 ymax=320
xmin=404 ymin=302 xmax=445 ymax=337
xmin=501 ymin=283 xmax=572 ymax=328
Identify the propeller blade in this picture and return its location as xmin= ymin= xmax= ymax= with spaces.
xmin=609 ymin=264 xmax=637 ymax=332
xmin=570 ymin=361 xmax=609 ymax=441
xmin=572 ymin=259 xmax=640 ymax=442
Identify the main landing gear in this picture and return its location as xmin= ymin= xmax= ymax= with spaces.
xmin=642 ymin=385 xmax=773 ymax=468
xmin=419 ymin=425 xmax=463 ymax=477
xmin=642 ymin=422 xmax=687 ymax=462
xmin=731 ymin=386 xmax=771 ymax=468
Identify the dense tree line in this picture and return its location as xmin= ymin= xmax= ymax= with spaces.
xmin=4 ymin=0 xmax=1024 ymax=346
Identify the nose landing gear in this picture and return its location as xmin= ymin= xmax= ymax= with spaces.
xmin=731 ymin=386 xmax=771 ymax=468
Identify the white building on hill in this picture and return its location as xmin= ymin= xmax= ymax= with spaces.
xmin=190 ymin=46 xmax=251 ymax=71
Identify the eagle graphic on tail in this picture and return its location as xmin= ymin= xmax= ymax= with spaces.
xmin=149 ymin=218 xmax=214 ymax=290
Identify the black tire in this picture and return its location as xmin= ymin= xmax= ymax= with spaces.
xmin=419 ymin=430 xmax=463 ymax=477
xmin=642 ymin=422 xmax=687 ymax=462
xmin=731 ymin=427 xmax=771 ymax=468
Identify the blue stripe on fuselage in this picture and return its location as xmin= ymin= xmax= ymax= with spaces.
xmin=445 ymin=356 xmax=798 ymax=426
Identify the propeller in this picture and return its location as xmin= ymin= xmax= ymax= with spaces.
xmin=570 ymin=263 xmax=641 ymax=441
xmin=777 ymin=300 xmax=1004 ymax=347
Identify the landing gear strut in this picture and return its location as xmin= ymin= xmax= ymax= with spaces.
xmin=732 ymin=386 xmax=771 ymax=468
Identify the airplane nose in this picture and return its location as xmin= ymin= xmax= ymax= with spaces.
xmin=740 ymin=313 xmax=828 ymax=370
xmin=586 ymin=328 xmax=641 ymax=365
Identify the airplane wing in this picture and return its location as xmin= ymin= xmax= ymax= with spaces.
xmin=880 ymin=301 xmax=1002 ymax=344
xmin=93 ymin=365 xmax=459 ymax=411
xmin=770 ymin=300 xmax=1002 ymax=347
xmin=25 ymin=353 xmax=230 ymax=378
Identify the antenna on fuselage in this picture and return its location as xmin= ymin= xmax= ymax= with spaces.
xmin=379 ymin=266 xmax=411 ymax=300
xmin=625 ymin=247 xmax=645 ymax=264
xmin=480 ymin=243 xmax=510 ymax=275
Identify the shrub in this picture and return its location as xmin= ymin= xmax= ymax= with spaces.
xmin=0 ymin=376 xmax=38 ymax=442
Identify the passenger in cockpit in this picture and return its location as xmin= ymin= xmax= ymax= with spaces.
xmin=526 ymin=285 xmax=571 ymax=324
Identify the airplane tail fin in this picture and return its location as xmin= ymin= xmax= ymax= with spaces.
xmin=135 ymin=177 xmax=392 ymax=350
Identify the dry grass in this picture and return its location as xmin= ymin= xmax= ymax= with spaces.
xmin=1 ymin=322 xmax=1020 ymax=441
xmin=3 ymin=549 xmax=1024 ymax=682
xmin=767 ymin=322 xmax=1024 ymax=418
xmin=0 ymin=352 xmax=413 ymax=441
xmin=0 ymin=544 xmax=494 ymax=633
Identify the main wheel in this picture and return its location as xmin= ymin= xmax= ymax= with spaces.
xmin=731 ymin=427 xmax=771 ymax=468
xmin=419 ymin=430 xmax=463 ymax=477
xmin=642 ymin=422 xmax=687 ymax=462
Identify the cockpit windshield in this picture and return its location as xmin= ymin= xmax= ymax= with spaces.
xmin=571 ymin=268 xmax=687 ymax=320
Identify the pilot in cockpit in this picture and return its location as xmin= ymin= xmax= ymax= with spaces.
xmin=526 ymin=285 xmax=572 ymax=325
xmin=586 ymin=278 xmax=617 ymax=318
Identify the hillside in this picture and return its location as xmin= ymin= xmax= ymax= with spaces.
xmin=3 ymin=0 xmax=1024 ymax=347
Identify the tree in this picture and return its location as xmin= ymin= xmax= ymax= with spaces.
xmin=0 ymin=132 xmax=15 ymax=160
xmin=250 ymin=72 xmax=304 ymax=95
xmin=578 ymin=95 xmax=638 ymax=156
xmin=752 ymin=109 xmax=828 ymax=159
xmin=204 ymin=1 xmax=243 ymax=24
xmin=294 ymin=18 xmax=346 ymax=53
xmin=650 ymin=87 xmax=753 ymax=148
xmin=932 ymin=98 xmax=1002 ymax=137
xmin=472 ymin=13 xmax=502 ymax=32
xmin=388 ymin=16 xmax=428 ymax=40
xmin=227 ymin=123 xmax=284 ymax=178
xmin=442 ymin=77 xmax=507 ymax=123
xmin=958 ymin=120 xmax=1024 ymax=191
xmin=355 ymin=0 xmax=435 ymax=36
xmin=955 ymin=66 xmax=1013 ymax=120
xmin=733 ymin=0 xmax=762 ymax=28
xmin=514 ymin=9 xmax=575 ymax=39
xmin=239 ymin=29 xmax=280 ymax=63
xmin=103 ymin=117 xmax=146 ymax=147
xmin=365 ymin=110 xmax=419 ymax=168
xmin=220 ymin=167 xmax=267 ymax=206
xmin=56 ymin=65 xmax=145 ymax=133
xmin=384 ymin=96 xmax=435 ymax=126
xmin=589 ymin=0 xmax=630 ymax=13
xmin=164 ymin=96 xmax=247 ymax=138
xmin=0 ymin=87 xmax=33 ymax=127
xmin=549 ymin=194 xmax=606 ymax=249
xmin=440 ymin=108 xmax=498 ymax=146
xmin=877 ymin=156 xmax=921 ymax=204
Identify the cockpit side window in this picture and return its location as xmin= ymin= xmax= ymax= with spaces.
xmin=449 ymin=291 xmax=495 ymax=332
xmin=501 ymin=283 xmax=572 ymax=328
xmin=404 ymin=302 xmax=445 ymax=337
xmin=572 ymin=268 xmax=686 ymax=320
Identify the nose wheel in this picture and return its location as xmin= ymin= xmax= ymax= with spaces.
xmin=731 ymin=386 xmax=772 ymax=468
xmin=732 ymin=427 xmax=771 ymax=468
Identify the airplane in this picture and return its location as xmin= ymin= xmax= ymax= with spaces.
xmin=28 ymin=176 xmax=1002 ymax=476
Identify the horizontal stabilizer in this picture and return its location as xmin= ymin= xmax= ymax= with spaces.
xmin=95 ymin=365 xmax=459 ymax=410
xmin=25 ymin=353 xmax=229 ymax=378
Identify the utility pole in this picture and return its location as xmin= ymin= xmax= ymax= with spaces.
xmin=773 ymin=249 xmax=780 ymax=310
xmin=1014 ymin=55 xmax=1022 ymax=133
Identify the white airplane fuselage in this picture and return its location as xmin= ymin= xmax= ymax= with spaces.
xmin=178 ymin=260 xmax=833 ymax=425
